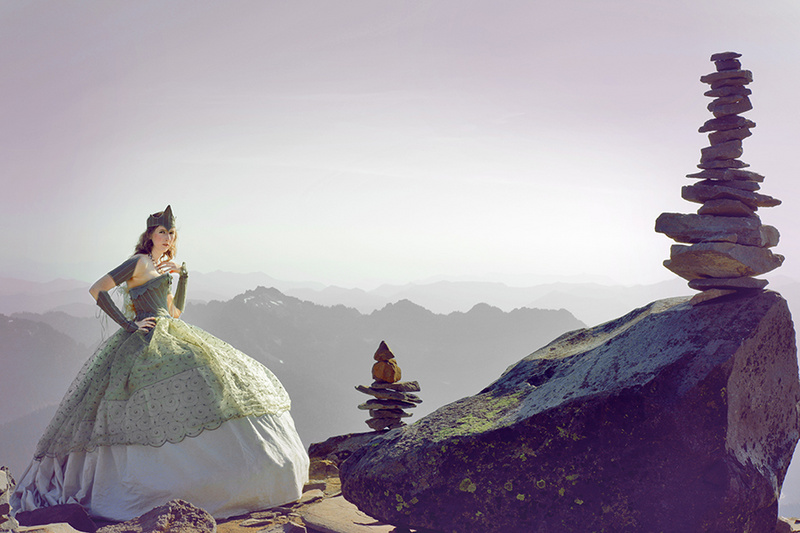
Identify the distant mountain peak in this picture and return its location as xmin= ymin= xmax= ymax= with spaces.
xmin=374 ymin=299 xmax=433 ymax=316
xmin=466 ymin=302 xmax=502 ymax=314
xmin=234 ymin=286 xmax=298 ymax=308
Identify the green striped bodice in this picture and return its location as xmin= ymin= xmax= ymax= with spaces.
xmin=130 ymin=274 xmax=172 ymax=320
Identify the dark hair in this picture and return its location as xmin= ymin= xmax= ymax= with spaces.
xmin=134 ymin=213 xmax=177 ymax=261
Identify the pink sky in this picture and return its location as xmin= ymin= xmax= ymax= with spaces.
xmin=1 ymin=0 xmax=798 ymax=287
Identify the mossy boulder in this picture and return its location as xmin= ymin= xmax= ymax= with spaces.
xmin=340 ymin=290 xmax=799 ymax=532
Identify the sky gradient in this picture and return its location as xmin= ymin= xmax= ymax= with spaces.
xmin=2 ymin=1 xmax=798 ymax=288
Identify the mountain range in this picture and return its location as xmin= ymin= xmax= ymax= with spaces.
xmin=5 ymin=271 xmax=798 ymax=326
xmin=2 ymin=271 xmax=800 ymax=515
xmin=0 ymin=271 xmax=697 ymax=324
xmin=0 ymin=284 xmax=585 ymax=484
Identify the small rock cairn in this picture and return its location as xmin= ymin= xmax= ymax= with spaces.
xmin=355 ymin=341 xmax=422 ymax=431
xmin=656 ymin=51 xmax=783 ymax=298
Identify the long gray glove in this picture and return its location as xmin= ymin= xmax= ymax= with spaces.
xmin=96 ymin=290 xmax=138 ymax=333
xmin=173 ymin=263 xmax=188 ymax=312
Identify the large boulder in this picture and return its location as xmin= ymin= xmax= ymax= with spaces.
xmin=340 ymin=290 xmax=800 ymax=532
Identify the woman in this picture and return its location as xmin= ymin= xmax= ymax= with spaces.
xmin=12 ymin=206 xmax=309 ymax=521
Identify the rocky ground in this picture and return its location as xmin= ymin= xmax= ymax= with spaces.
xmin=213 ymin=458 xmax=397 ymax=533
xmin=6 ymin=433 xmax=800 ymax=532
xmin=6 ymin=433 xmax=419 ymax=533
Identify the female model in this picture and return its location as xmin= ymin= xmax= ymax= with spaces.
xmin=12 ymin=206 xmax=308 ymax=521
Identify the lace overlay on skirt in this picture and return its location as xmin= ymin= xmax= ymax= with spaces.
xmin=35 ymin=314 xmax=291 ymax=459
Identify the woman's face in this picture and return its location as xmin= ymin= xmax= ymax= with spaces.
xmin=150 ymin=225 xmax=176 ymax=258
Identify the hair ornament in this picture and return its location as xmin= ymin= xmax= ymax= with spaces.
xmin=146 ymin=205 xmax=175 ymax=229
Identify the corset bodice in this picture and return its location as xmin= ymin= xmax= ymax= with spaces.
xmin=129 ymin=274 xmax=171 ymax=320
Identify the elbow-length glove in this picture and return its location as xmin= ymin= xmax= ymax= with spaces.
xmin=173 ymin=263 xmax=188 ymax=312
xmin=96 ymin=290 xmax=138 ymax=333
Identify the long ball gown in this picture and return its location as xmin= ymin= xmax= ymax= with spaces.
xmin=12 ymin=273 xmax=309 ymax=521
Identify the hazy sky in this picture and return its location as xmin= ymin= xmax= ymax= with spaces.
xmin=2 ymin=1 xmax=798 ymax=288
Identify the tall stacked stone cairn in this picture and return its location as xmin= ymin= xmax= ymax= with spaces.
xmin=355 ymin=341 xmax=422 ymax=431
xmin=655 ymin=51 xmax=784 ymax=298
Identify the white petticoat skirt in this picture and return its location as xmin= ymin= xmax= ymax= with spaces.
xmin=13 ymin=412 xmax=309 ymax=521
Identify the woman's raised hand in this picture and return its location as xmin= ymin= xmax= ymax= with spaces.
xmin=155 ymin=260 xmax=181 ymax=275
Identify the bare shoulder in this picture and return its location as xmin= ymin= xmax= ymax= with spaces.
xmin=132 ymin=254 xmax=152 ymax=270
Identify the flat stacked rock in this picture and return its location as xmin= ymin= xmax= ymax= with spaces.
xmin=355 ymin=341 xmax=422 ymax=431
xmin=655 ymin=51 xmax=783 ymax=296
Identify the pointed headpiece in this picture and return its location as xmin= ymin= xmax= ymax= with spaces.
xmin=147 ymin=205 xmax=176 ymax=229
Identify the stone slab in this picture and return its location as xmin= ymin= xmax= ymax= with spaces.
xmin=665 ymin=242 xmax=784 ymax=280
xmin=697 ymin=159 xmax=749 ymax=170
xmin=713 ymin=58 xmax=741 ymax=71
xmin=300 ymin=496 xmax=395 ymax=533
xmin=707 ymin=94 xmax=746 ymax=106
xmin=18 ymin=525 xmax=84 ymax=533
xmin=699 ymin=115 xmax=756 ymax=133
xmin=689 ymin=288 xmax=738 ymax=304
xmin=355 ymin=385 xmax=421 ymax=403
xmin=686 ymin=168 xmax=763 ymax=182
xmin=710 ymin=51 xmax=742 ymax=61
xmin=697 ymin=198 xmax=756 ymax=217
xmin=708 ymin=126 xmax=752 ymax=144
xmin=704 ymin=85 xmax=751 ymax=98
xmin=682 ymin=183 xmax=779 ymax=209
xmin=708 ymin=96 xmax=752 ymax=118
xmin=655 ymin=213 xmax=773 ymax=247
xmin=295 ymin=489 xmax=325 ymax=506
xmin=688 ymin=277 xmax=769 ymax=290
xmin=368 ymin=409 xmax=412 ymax=419
xmin=710 ymin=77 xmax=752 ymax=89
xmin=722 ymin=169 xmax=764 ymax=181
xmin=365 ymin=418 xmax=404 ymax=431
xmin=700 ymin=69 xmax=753 ymax=85
xmin=700 ymin=140 xmax=743 ymax=162
xmin=370 ymin=381 xmax=420 ymax=392
xmin=357 ymin=399 xmax=417 ymax=411
xmin=696 ymin=178 xmax=759 ymax=191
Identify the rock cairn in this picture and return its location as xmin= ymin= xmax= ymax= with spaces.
xmin=355 ymin=341 xmax=422 ymax=431
xmin=656 ymin=51 xmax=783 ymax=297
